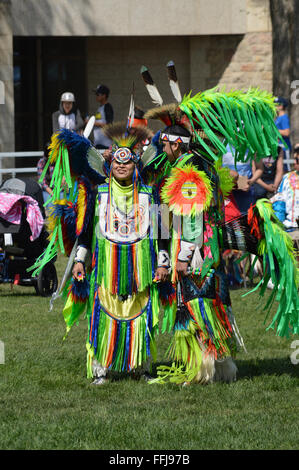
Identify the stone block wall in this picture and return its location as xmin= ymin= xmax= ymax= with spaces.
xmin=217 ymin=0 xmax=273 ymax=92
xmin=217 ymin=31 xmax=273 ymax=92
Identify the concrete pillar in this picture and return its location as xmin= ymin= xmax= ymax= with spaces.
xmin=0 ymin=0 xmax=15 ymax=167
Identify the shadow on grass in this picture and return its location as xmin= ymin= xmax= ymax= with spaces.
xmin=0 ymin=290 xmax=39 ymax=297
xmin=236 ymin=356 xmax=299 ymax=379
xmin=106 ymin=362 xmax=174 ymax=383
xmin=146 ymin=358 xmax=299 ymax=382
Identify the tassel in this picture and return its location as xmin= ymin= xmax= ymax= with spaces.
xmin=69 ymin=276 xmax=90 ymax=304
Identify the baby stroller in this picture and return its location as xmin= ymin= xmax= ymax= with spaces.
xmin=0 ymin=177 xmax=58 ymax=296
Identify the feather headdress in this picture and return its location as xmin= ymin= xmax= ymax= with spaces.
xmin=102 ymin=121 xmax=153 ymax=235
xmin=103 ymin=121 xmax=152 ymax=157
xmin=140 ymin=65 xmax=163 ymax=107
xmin=166 ymin=60 xmax=182 ymax=103
xmin=141 ymin=61 xmax=187 ymax=129
xmin=141 ymin=61 xmax=282 ymax=162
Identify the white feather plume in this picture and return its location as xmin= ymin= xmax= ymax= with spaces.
xmin=145 ymin=84 xmax=164 ymax=106
xmin=167 ymin=60 xmax=182 ymax=103
xmin=140 ymin=65 xmax=163 ymax=107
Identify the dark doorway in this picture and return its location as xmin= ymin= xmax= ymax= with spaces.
xmin=13 ymin=36 xmax=87 ymax=168
xmin=13 ymin=37 xmax=38 ymax=155
xmin=41 ymin=37 xmax=87 ymax=145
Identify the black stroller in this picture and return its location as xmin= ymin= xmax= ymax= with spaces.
xmin=0 ymin=177 xmax=58 ymax=296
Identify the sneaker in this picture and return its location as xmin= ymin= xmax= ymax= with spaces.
xmin=140 ymin=372 xmax=153 ymax=382
xmin=182 ymin=381 xmax=190 ymax=387
xmin=91 ymin=376 xmax=109 ymax=385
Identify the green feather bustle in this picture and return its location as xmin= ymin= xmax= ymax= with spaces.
xmin=244 ymin=199 xmax=299 ymax=337
xmin=179 ymin=87 xmax=282 ymax=162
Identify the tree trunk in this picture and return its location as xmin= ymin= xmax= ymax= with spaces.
xmin=270 ymin=0 xmax=299 ymax=146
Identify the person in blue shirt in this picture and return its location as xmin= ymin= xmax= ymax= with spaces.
xmin=274 ymin=96 xmax=291 ymax=172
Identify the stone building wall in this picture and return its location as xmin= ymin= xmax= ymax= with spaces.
xmin=217 ymin=31 xmax=272 ymax=92
xmin=217 ymin=0 xmax=272 ymax=91
xmin=0 ymin=0 xmax=273 ymax=152
xmin=86 ymin=0 xmax=272 ymax=128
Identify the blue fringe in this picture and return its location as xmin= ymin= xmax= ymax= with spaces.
xmin=51 ymin=202 xmax=77 ymax=242
xmin=127 ymin=245 xmax=133 ymax=294
xmin=51 ymin=176 xmax=95 ymax=240
xmin=94 ymin=239 xmax=99 ymax=281
xmin=149 ymin=234 xmax=156 ymax=279
xmin=71 ymin=276 xmax=89 ymax=302
xmin=80 ymin=176 xmax=96 ymax=234
xmin=117 ymin=244 xmax=121 ymax=295
xmin=89 ymin=293 xmax=101 ymax=353
xmin=89 ymin=296 xmax=154 ymax=371
xmin=157 ymin=281 xmax=176 ymax=303
xmin=58 ymin=128 xmax=91 ymax=174
xmin=122 ymin=322 xmax=131 ymax=371
xmin=145 ymin=298 xmax=152 ymax=356
xmin=197 ymin=297 xmax=215 ymax=341
xmin=111 ymin=320 xmax=122 ymax=367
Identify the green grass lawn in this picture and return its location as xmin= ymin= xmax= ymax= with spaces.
xmin=0 ymin=254 xmax=298 ymax=450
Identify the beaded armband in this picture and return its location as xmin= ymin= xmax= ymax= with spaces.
xmin=157 ymin=250 xmax=170 ymax=268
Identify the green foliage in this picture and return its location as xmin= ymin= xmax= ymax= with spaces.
xmin=0 ymin=255 xmax=298 ymax=450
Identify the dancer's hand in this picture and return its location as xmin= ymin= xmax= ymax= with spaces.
xmin=176 ymin=261 xmax=189 ymax=276
xmin=103 ymin=149 xmax=113 ymax=162
xmin=72 ymin=262 xmax=85 ymax=281
xmin=155 ymin=267 xmax=169 ymax=282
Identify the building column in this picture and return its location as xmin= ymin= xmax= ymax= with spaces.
xmin=0 ymin=0 xmax=15 ymax=164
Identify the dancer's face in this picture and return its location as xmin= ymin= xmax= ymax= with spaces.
xmin=112 ymin=160 xmax=135 ymax=186
xmin=162 ymin=141 xmax=180 ymax=162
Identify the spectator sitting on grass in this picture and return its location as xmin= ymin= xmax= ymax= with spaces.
xmin=272 ymin=144 xmax=299 ymax=231
xmin=252 ymin=147 xmax=284 ymax=200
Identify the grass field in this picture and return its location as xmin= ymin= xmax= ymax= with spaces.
xmin=0 ymin=254 xmax=298 ymax=450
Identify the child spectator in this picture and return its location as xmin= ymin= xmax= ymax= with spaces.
xmin=52 ymin=92 xmax=84 ymax=134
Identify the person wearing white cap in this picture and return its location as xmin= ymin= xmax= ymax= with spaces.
xmin=52 ymin=91 xmax=84 ymax=134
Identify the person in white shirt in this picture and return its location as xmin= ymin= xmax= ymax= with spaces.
xmin=273 ymin=145 xmax=299 ymax=230
xmin=52 ymin=92 xmax=84 ymax=134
